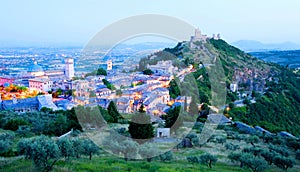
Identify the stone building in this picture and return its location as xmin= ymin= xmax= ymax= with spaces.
xmin=29 ymin=78 xmax=53 ymax=92
xmin=0 ymin=94 xmax=58 ymax=113
xmin=65 ymin=58 xmax=75 ymax=80
xmin=146 ymin=60 xmax=178 ymax=74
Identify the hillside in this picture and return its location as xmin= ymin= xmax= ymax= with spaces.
xmin=144 ymin=38 xmax=300 ymax=136
xmin=209 ymin=39 xmax=300 ymax=136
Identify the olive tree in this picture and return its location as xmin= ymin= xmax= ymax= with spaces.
xmin=261 ymin=150 xmax=279 ymax=165
xmin=186 ymin=156 xmax=199 ymax=163
xmin=103 ymin=132 xmax=139 ymax=161
xmin=120 ymin=139 xmax=139 ymax=161
xmin=245 ymin=136 xmax=260 ymax=147
xmin=243 ymin=147 xmax=263 ymax=157
xmin=17 ymin=138 xmax=32 ymax=159
xmin=71 ymin=138 xmax=84 ymax=159
xmin=229 ymin=152 xmax=268 ymax=172
xmin=199 ymin=153 xmax=218 ymax=169
xmin=186 ymin=132 xmax=200 ymax=146
xmin=273 ymin=156 xmax=294 ymax=171
xmin=225 ymin=143 xmax=240 ymax=151
xmin=0 ymin=140 xmax=10 ymax=155
xmin=228 ymin=152 xmax=243 ymax=167
xmin=0 ymin=132 xmax=14 ymax=155
xmin=139 ymin=143 xmax=159 ymax=162
xmin=269 ymin=145 xmax=290 ymax=157
xmin=240 ymin=153 xmax=268 ymax=172
xmin=82 ymin=139 xmax=100 ymax=160
xmin=57 ymin=137 xmax=74 ymax=160
xmin=18 ymin=135 xmax=61 ymax=172
xmin=159 ymin=151 xmax=173 ymax=162
xmin=216 ymin=136 xmax=227 ymax=145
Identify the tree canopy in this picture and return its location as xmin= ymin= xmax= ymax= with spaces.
xmin=128 ymin=105 xmax=154 ymax=143
xmin=142 ymin=69 xmax=154 ymax=75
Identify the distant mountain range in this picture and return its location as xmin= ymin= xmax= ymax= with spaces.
xmin=0 ymin=41 xmax=177 ymax=50
xmin=231 ymin=40 xmax=300 ymax=52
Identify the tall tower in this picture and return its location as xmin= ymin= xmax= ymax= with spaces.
xmin=65 ymin=58 xmax=75 ymax=80
xmin=195 ymin=28 xmax=202 ymax=39
xmin=217 ymin=33 xmax=221 ymax=40
xmin=107 ymin=60 xmax=112 ymax=71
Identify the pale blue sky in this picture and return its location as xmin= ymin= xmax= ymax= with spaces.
xmin=0 ymin=0 xmax=300 ymax=46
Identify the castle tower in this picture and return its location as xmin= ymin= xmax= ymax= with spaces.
xmin=65 ymin=58 xmax=75 ymax=80
xmin=195 ymin=28 xmax=202 ymax=39
xmin=107 ymin=60 xmax=112 ymax=71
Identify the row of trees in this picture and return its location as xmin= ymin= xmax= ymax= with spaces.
xmin=17 ymin=135 xmax=99 ymax=172
xmin=228 ymin=150 xmax=295 ymax=172
xmin=183 ymin=122 xmax=299 ymax=172
xmin=224 ymin=128 xmax=297 ymax=171
xmin=102 ymin=131 xmax=173 ymax=162
xmin=187 ymin=153 xmax=218 ymax=169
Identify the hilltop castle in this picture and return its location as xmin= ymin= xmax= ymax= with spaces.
xmin=190 ymin=28 xmax=221 ymax=42
xmin=190 ymin=28 xmax=208 ymax=43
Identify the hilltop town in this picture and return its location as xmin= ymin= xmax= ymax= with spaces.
xmin=1 ymin=29 xmax=300 ymax=172
xmin=0 ymin=29 xmax=218 ymax=119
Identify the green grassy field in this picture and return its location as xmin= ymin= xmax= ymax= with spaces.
xmin=1 ymin=127 xmax=299 ymax=172
xmin=1 ymin=152 xmax=299 ymax=172
xmin=0 ymin=156 xmax=251 ymax=172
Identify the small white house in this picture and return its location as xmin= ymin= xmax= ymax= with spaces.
xmin=230 ymin=83 xmax=238 ymax=92
xmin=157 ymin=128 xmax=170 ymax=138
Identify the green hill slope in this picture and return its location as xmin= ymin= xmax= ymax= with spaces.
xmin=208 ymin=39 xmax=300 ymax=136
xmin=142 ymin=38 xmax=300 ymax=136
